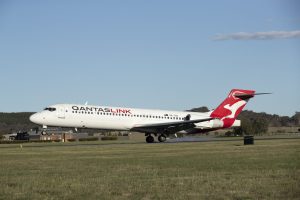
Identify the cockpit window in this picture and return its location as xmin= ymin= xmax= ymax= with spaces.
xmin=44 ymin=107 xmax=56 ymax=112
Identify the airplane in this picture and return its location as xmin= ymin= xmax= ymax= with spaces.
xmin=29 ymin=89 xmax=268 ymax=143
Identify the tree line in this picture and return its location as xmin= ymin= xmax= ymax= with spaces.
xmin=0 ymin=112 xmax=36 ymax=135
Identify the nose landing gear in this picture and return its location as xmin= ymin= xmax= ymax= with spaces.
xmin=41 ymin=131 xmax=47 ymax=135
xmin=41 ymin=125 xmax=48 ymax=135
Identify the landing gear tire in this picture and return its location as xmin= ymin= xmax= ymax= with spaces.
xmin=146 ymin=135 xmax=154 ymax=143
xmin=158 ymin=134 xmax=167 ymax=142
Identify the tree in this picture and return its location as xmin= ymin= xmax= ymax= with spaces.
xmin=233 ymin=118 xmax=268 ymax=136
xmin=233 ymin=118 xmax=252 ymax=136
xmin=187 ymin=107 xmax=209 ymax=112
xmin=291 ymin=112 xmax=300 ymax=126
xmin=252 ymin=118 xmax=269 ymax=135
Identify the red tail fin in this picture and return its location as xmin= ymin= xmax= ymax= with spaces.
xmin=210 ymin=89 xmax=255 ymax=128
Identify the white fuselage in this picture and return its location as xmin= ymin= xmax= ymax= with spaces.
xmin=30 ymin=104 xmax=226 ymax=133
xmin=29 ymin=88 xmax=257 ymax=143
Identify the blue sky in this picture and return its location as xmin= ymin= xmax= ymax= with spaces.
xmin=0 ymin=0 xmax=299 ymax=116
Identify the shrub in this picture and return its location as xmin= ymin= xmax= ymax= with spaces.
xmin=67 ymin=139 xmax=76 ymax=142
xmin=277 ymin=129 xmax=285 ymax=133
xmin=31 ymin=140 xmax=52 ymax=143
xmin=0 ymin=135 xmax=5 ymax=140
xmin=0 ymin=140 xmax=61 ymax=144
xmin=101 ymin=136 xmax=118 ymax=141
xmin=78 ymin=137 xmax=99 ymax=142
xmin=225 ymin=131 xmax=233 ymax=137
xmin=0 ymin=140 xmax=29 ymax=144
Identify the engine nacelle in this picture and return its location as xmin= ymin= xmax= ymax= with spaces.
xmin=211 ymin=119 xmax=223 ymax=128
xmin=194 ymin=119 xmax=241 ymax=130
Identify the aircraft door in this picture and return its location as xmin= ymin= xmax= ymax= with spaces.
xmin=57 ymin=107 xmax=66 ymax=119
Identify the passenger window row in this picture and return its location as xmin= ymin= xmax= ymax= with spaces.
xmin=71 ymin=111 xmax=184 ymax=120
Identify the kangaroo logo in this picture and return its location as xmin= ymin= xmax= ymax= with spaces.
xmin=222 ymin=100 xmax=246 ymax=120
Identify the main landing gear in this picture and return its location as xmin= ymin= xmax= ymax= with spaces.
xmin=158 ymin=134 xmax=167 ymax=142
xmin=146 ymin=135 xmax=155 ymax=143
xmin=145 ymin=134 xmax=167 ymax=143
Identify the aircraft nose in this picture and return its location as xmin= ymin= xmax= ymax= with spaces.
xmin=30 ymin=113 xmax=41 ymax=124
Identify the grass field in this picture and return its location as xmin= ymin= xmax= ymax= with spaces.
xmin=0 ymin=139 xmax=299 ymax=200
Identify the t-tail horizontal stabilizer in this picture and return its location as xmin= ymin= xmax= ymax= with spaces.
xmin=234 ymin=92 xmax=272 ymax=100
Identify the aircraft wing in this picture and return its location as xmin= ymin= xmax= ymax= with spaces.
xmin=131 ymin=117 xmax=214 ymax=134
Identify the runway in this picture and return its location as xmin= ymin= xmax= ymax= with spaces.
xmin=0 ymin=135 xmax=299 ymax=149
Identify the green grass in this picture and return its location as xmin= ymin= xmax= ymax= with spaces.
xmin=0 ymin=139 xmax=299 ymax=200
